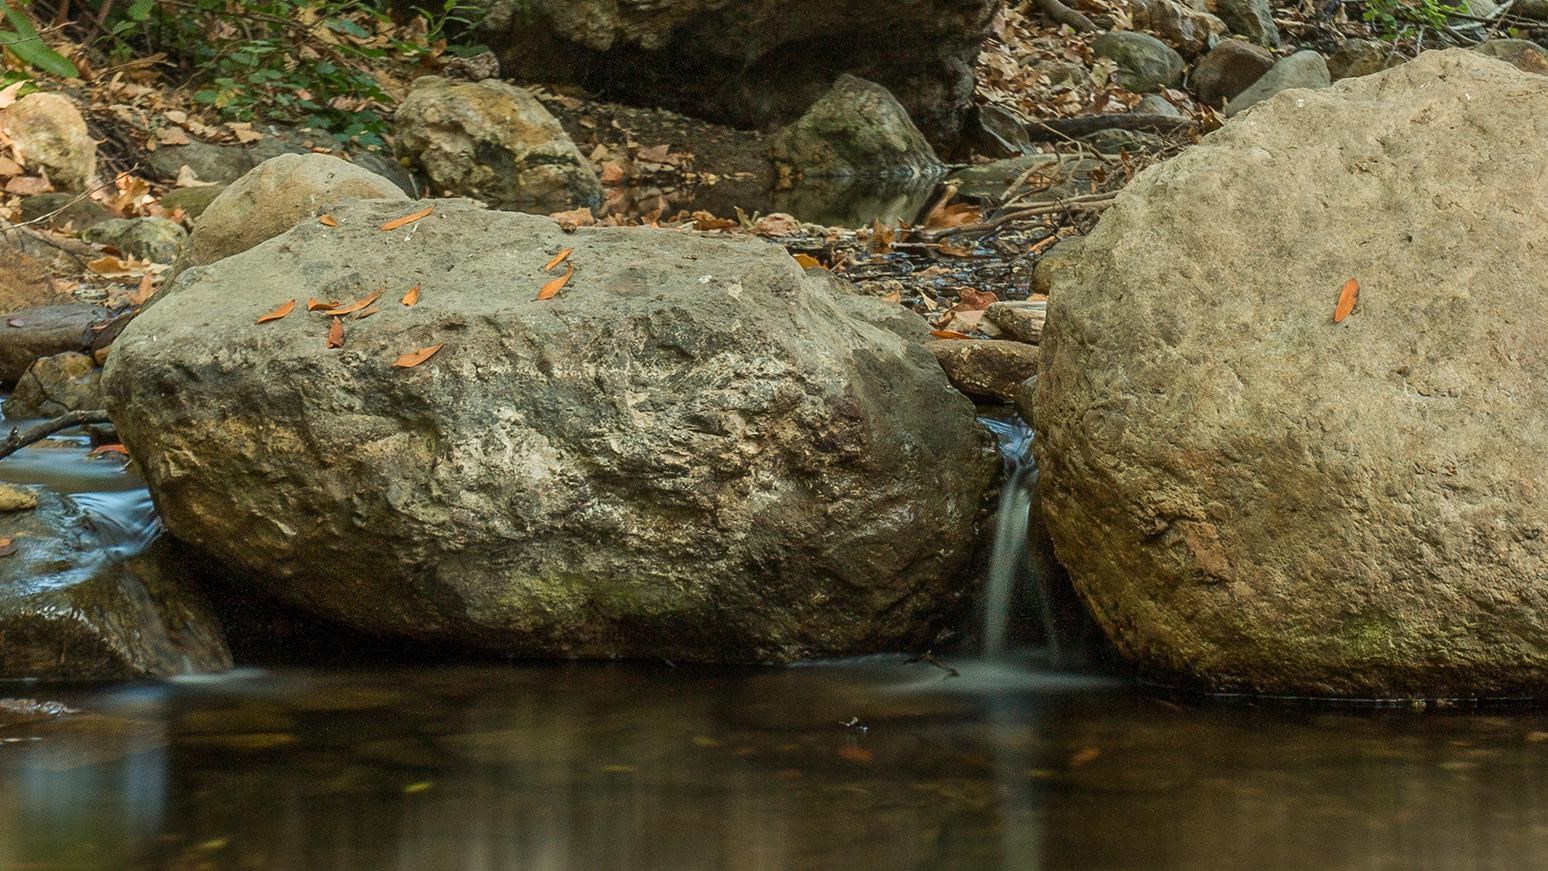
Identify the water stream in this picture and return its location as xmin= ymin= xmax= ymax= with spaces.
xmin=980 ymin=413 xmax=1064 ymax=661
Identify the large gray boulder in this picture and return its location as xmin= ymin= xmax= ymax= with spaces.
xmin=768 ymin=76 xmax=943 ymax=180
xmin=1034 ymin=50 xmax=1548 ymax=698
xmin=470 ymin=0 xmax=998 ymax=145
xmin=1225 ymin=50 xmax=1331 ymax=116
xmin=103 ymin=198 xmax=995 ymax=663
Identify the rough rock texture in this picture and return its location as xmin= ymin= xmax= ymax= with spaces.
xmin=768 ymin=76 xmax=944 ymax=180
xmin=0 ymin=492 xmax=232 ymax=680
xmin=0 ymin=236 xmax=66 ymax=313
xmin=0 ymin=303 xmax=109 ymax=386
xmin=1225 ymin=50 xmax=1331 ymax=116
xmin=471 ymin=0 xmax=998 ymax=146
xmin=0 ymin=92 xmax=96 ymax=191
xmin=0 ymin=483 xmax=37 ymax=512
xmin=925 ymin=339 xmax=1039 ymax=402
xmin=104 ymin=198 xmax=995 ymax=663
xmin=159 ymin=184 xmax=225 ymax=220
xmin=1128 ymin=0 xmax=1227 ymax=58
xmin=1034 ymin=50 xmax=1548 ymax=697
xmin=180 ymin=153 xmax=408 ymax=272
xmin=1190 ymin=39 xmax=1275 ymax=106
xmin=985 ymin=300 xmax=1047 ymax=345
xmin=394 ymin=77 xmax=601 ymax=213
xmin=1475 ymin=39 xmax=1548 ymax=74
xmin=1205 ymin=0 xmax=1279 ymax=47
xmin=5 ymin=351 xmax=102 ymax=419
xmin=82 ymin=217 xmax=188 ymax=264
xmin=1328 ymin=39 xmax=1403 ymax=81
xmin=146 ymin=137 xmax=305 ymax=184
xmin=1093 ymin=32 xmax=1187 ymax=93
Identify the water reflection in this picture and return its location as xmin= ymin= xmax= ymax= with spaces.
xmin=5 ymin=663 xmax=1548 ymax=869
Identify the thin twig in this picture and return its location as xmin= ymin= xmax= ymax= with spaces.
xmin=0 ymin=410 xmax=111 ymax=461
xmin=920 ymin=193 xmax=1119 ymax=241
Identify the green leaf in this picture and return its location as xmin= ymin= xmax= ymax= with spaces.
xmin=0 ymin=3 xmax=78 ymax=78
xmin=126 ymin=0 xmax=155 ymax=21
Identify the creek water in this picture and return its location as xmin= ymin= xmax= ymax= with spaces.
xmin=5 ymin=417 xmax=1548 ymax=869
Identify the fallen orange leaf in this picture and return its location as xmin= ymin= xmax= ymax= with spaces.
xmin=1334 ymin=278 xmax=1360 ymax=323
xmin=356 ymin=305 xmax=380 ymax=319
xmin=326 ymin=317 xmax=344 ymax=348
xmin=0 ymin=537 xmax=15 ymax=557
xmin=931 ymin=330 xmax=973 ymax=340
xmin=381 ymin=206 xmax=434 ymax=232
xmin=537 ymin=263 xmax=574 ymax=301
xmin=544 ymin=248 xmax=573 ymax=271
xmin=322 ymin=289 xmax=383 ymax=317
xmin=307 ymin=298 xmax=338 ymax=311
xmin=87 ymin=444 xmax=130 ymax=457
xmin=393 ymin=343 xmax=444 ymax=368
xmin=401 ymin=285 xmax=420 ymax=306
xmin=1069 ymin=747 xmax=1102 ymax=768
xmin=837 ymin=745 xmax=874 ymax=764
xmin=256 ymin=299 xmax=296 ymax=324
xmin=127 ymin=272 xmax=157 ymax=307
xmin=319 ymin=214 xmax=339 ymax=227
xmin=793 ymin=253 xmax=822 ymax=269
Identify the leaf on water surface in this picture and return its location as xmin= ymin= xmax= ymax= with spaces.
xmin=321 ymin=289 xmax=382 ymax=317
xmin=1334 ymin=278 xmax=1360 ymax=323
xmin=837 ymin=745 xmax=874 ymax=764
xmin=5 ymin=318 xmax=22 ymax=328
xmin=318 ymin=214 xmax=339 ymax=227
xmin=1068 ymin=747 xmax=1101 ymax=768
xmin=543 ymin=248 xmax=573 ymax=271
xmin=401 ymin=285 xmax=420 ymax=306
xmin=87 ymin=444 xmax=130 ymax=458
xmin=255 ymin=299 xmax=296 ymax=324
xmin=380 ymin=205 xmax=434 ymax=232
xmin=931 ymin=330 xmax=973 ymax=340
xmin=536 ymin=263 xmax=573 ymax=301
xmin=792 ymin=253 xmax=822 ymax=269
xmin=393 ymin=343 xmax=444 ymax=368
xmin=403 ymin=781 xmax=433 ymax=794
xmin=326 ymin=317 xmax=344 ymax=348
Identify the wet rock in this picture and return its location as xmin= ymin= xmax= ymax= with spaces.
xmin=471 ymin=0 xmax=998 ymax=146
xmin=82 ymin=217 xmax=187 ymax=264
xmin=985 ymin=301 xmax=1047 ymax=345
xmin=1013 ymin=377 xmax=1037 ymax=426
xmin=1224 ymin=50 xmax=1331 ymax=116
xmin=962 ymin=103 xmax=1033 ymax=159
xmin=1327 ymin=39 xmax=1403 ymax=80
xmin=1031 ymin=238 xmax=1085 ymax=296
xmin=0 ymin=92 xmax=96 ymax=191
xmin=18 ymin=192 xmax=112 ymax=231
xmin=394 ymin=76 xmax=601 ymax=214
xmin=159 ymin=184 xmax=225 ymax=220
xmin=1034 ymin=50 xmax=1548 ymax=697
xmin=924 ymin=339 xmax=1039 ymax=402
xmin=0 ymin=303 xmax=109 ymax=386
xmin=1190 ymin=39 xmax=1275 ymax=106
xmin=1128 ymin=0 xmax=1227 ymax=58
xmin=103 ymin=198 xmax=996 ymax=663
xmin=0 ymin=493 xmax=232 ymax=680
xmin=1093 ymin=32 xmax=1186 ymax=93
xmin=145 ymin=137 xmax=304 ymax=184
xmin=6 ymin=351 xmax=102 ymax=419
xmin=0 ymin=484 xmax=38 ymax=512
xmin=1206 ymin=0 xmax=1280 ymax=47
xmin=770 ymin=76 xmax=944 ymax=180
xmin=179 ymin=153 xmax=408 ymax=273
xmin=1474 ymin=39 xmax=1548 ymax=75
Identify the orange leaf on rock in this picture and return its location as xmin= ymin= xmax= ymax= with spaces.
xmin=544 ymin=248 xmax=573 ymax=271
xmin=401 ymin=285 xmax=420 ymax=306
xmin=356 ymin=305 xmax=380 ymax=319
xmin=931 ymin=330 xmax=973 ymax=340
xmin=256 ymin=299 xmax=296 ymax=324
xmin=380 ymin=206 xmax=434 ymax=231
xmin=537 ymin=264 xmax=573 ymax=301
xmin=87 ymin=444 xmax=130 ymax=458
xmin=326 ymin=317 xmax=344 ymax=348
xmin=319 ymin=214 xmax=339 ymax=227
xmin=792 ymin=253 xmax=822 ymax=269
xmin=1334 ymin=278 xmax=1360 ymax=323
xmin=393 ymin=343 xmax=444 ymax=368
xmin=307 ymin=298 xmax=338 ymax=311
xmin=322 ymin=289 xmax=383 ymax=317
xmin=0 ymin=537 xmax=15 ymax=557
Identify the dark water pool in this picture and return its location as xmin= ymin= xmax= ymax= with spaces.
xmin=4 ymin=659 xmax=1548 ymax=870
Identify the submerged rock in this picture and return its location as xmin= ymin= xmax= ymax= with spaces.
xmin=393 ymin=76 xmax=601 ymax=214
xmin=104 ymin=198 xmax=995 ymax=663
xmin=0 ymin=492 xmax=231 ymax=680
xmin=1034 ymin=50 xmax=1548 ymax=697
xmin=0 ymin=92 xmax=96 ymax=191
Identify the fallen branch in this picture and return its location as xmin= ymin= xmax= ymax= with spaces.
xmin=920 ymin=193 xmax=1119 ymax=241
xmin=0 ymin=410 xmax=111 ymax=462
xmin=1027 ymin=113 xmax=1197 ymax=141
xmin=1028 ymin=0 xmax=1100 ymax=32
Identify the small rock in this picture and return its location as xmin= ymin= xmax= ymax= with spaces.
xmin=1190 ymin=39 xmax=1276 ymax=106
xmin=0 ymin=237 xmax=66 ymax=313
xmin=1093 ymin=32 xmax=1186 ymax=93
xmin=964 ymin=103 xmax=1033 ymax=158
xmin=1029 ymin=60 xmax=1091 ymax=87
xmin=6 ymin=351 xmax=103 ymax=419
xmin=146 ymin=137 xmax=304 ymax=185
xmin=180 ymin=153 xmax=408 ymax=273
xmin=0 ymin=303 xmax=109 ymax=386
xmin=443 ymin=50 xmax=501 ymax=81
xmin=1031 ymin=238 xmax=1085 ymax=296
xmin=349 ymin=151 xmax=417 ymax=197
xmin=18 ymin=192 xmax=113 ymax=231
xmin=82 ymin=217 xmax=188 ymax=264
xmin=985 ymin=301 xmax=1048 ymax=344
xmin=394 ymin=76 xmax=601 ymax=213
xmin=925 ymin=339 xmax=1039 ymax=402
xmin=1474 ymin=39 xmax=1548 ymax=75
xmin=770 ymin=75 xmax=944 ymax=179
xmin=0 ymin=92 xmax=96 ymax=192
xmin=159 ymin=185 xmax=225 ymax=221
xmin=1129 ymin=0 xmax=1227 ymax=58
xmin=1327 ymin=39 xmax=1402 ymax=81
xmin=1515 ymin=0 xmax=1548 ymax=19
xmin=1225 ymin=50 xmax=1331 ymax=117
xmin=947 ymin=155 xmax=1107 ymax=203
xmin=0 ymin=484 xmax=38 ymax=512
xmin=1136 ymin=95 xmax=1184 ymax=117
xmin=1206 ymin=0 xmax=1280 ymax=47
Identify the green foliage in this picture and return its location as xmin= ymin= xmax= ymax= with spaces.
xmin=0 ymin=1 xmax=80 ymax=78
xmin=1361 ymin=0 xmax=1469 ymax=37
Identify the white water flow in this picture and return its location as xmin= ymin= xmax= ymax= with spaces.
xmin=980 ymin=414 xmax=1061 ymax=660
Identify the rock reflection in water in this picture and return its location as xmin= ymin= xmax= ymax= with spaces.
xmin=6 ymin=663 xmax=1548 ymax=869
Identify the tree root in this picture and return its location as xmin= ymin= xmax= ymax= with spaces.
xmin=1029 ymin=0 xmax=1100 ymax=32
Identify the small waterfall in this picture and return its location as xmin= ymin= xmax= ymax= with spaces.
xmin=978 ymin=414 xmax=1062 ymax=660
xmin=71 ymin=490 xmax=162 ymax=559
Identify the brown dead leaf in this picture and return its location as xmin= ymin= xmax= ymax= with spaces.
xmin=326 ymin=316 xmax=344 ymax=348
xmin=0 ymin=537 xmax=16 ymax=557
xmin=5 ymin=175 xmax=51 ymax=196
xmin=319 ymin=214 xmax=339 ymax=227
xmin=401 ymin=285 xmax=420 ymax=306
xmin=937 ymin=242 xmax=976 ymax=257
xmin=1069 ymin=747 xmax=1102 ymax=768
xmin=882 ymin=290 xmax=902 ymax=304
xmin=87 ymin=444 xmax=130 ymax=458
xmin=0 ymin=156 xmax=20 ymax=178
xmin=393 ymin=343 xmax=444 ymax=368
xmin=86 ymin=255 xmax=139 ymax=278
xmin=1334 ymin=278 xmax=1359 ymax=323
xmin=307 ymin=298 xmax=338 ymax=311
xmin=356 ymin=304 xmax=380 ymax=319
xmin=0 ymin=80 xmax=22 ymax=111
xmin=537 ymin=263 xmax=573 ymax=301
xmin=544 ymin=248 xmax=573 ymax=271
xmin=380 ymin=205 xmax=433 ymax=231
xmin=156 ymin=127 xmax=191 ymax=146
xmin=549 ymin=207 xmax=596 ymax=229
xmin=322 ymin=289 xmax=383 ymax=317
xmin=256 ymin=299 xmax=296 ymax=324
xmin=931 ymin=330 xmax=973 ymax=340
xmin=127 ymin=272 xmax=157 ymax=306
xmin=792 ymin=253 xmax=822 ymax=269
xmin=957 ymin=288 xmax=999 ymax=311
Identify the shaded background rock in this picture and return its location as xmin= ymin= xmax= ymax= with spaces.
xmin=769 ymin=76 xmax=944 ymax=181
xmin=81 ymin=216 xmax=187 ymax=264
xmin=1225 ymin=50 xmax=1331 ymax=116
xmin=1190 ymin=39 xmax=1276 ymax=106
xmin=0 ymin=92 xmax=96 ymax=192
xmin=0 ymin=303 xmax=109 ymax=386
xmin=1093 ymin=32 xmax=1187 ymax=93
xmin=5 ymin=351 xmax=103 ymax=419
